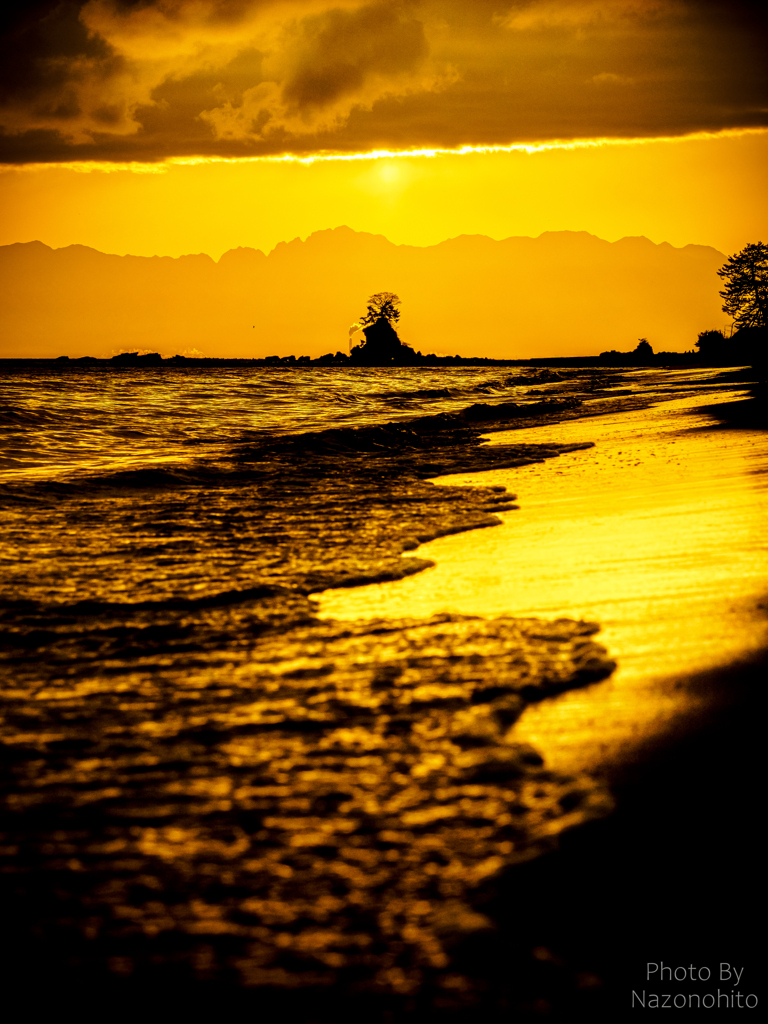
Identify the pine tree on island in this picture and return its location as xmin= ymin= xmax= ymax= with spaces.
xmin=349 ymin=292 xmax=420 ymax=364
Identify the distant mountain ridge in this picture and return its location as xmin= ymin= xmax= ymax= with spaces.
xmin=0 ymin=227 xmax=726 ymax=359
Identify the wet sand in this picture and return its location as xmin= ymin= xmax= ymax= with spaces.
xmin=318 ymin=387 xmax=768 ymax=779
xmin=315 ymin=382 xmax=767 ymax=1014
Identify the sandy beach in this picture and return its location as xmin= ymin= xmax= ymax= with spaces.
xmin=314 ymin=374 xmax=767 ymax=1015
xmin=318 ymin=380 xmax=768 ymax=779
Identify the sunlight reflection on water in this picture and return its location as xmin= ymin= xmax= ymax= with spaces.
xmin=0 ymin=365 xmax=530 ymax=480
xmin=318 ymin=391 xmax=768 ymax=775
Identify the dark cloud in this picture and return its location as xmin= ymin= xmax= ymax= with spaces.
xmin=0 ymin=0 xmax=766 ymax=164
xmin=0 ymin=2 xmax=117 ymax=107
xmin=281 ymin=4 xmax=428 ymax=110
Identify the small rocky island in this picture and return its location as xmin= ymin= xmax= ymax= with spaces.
xmin=348 ymin=292 xmax=423 ymax=365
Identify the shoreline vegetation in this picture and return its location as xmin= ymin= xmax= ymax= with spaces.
xmin=3 ymin=236 xmax=763 ymax=364
xmin=0 ymin=348 xmax=762 ymax=369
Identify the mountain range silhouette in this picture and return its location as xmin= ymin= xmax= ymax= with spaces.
xmin=0 ymin=227 xmax=726 ymax=359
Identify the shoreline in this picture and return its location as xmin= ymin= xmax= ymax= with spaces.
xmin=311 ymin=380 xmax=767 ymax=1016
xmin=3 ymin=366 xmax=764 ymax=1018
xmin=317 ymin=386 xmax=768 ymax=781
xmin=0 ymin=365 xmax=642 ymax=1014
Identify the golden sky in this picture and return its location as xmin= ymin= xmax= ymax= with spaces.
xmin=2 ymin=131 xmax=767 ymax=259
xmin=1 ymin=1 xmax=767 ymax=266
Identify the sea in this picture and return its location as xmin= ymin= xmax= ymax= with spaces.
xmin=0 ymin=362 xmax=658 ymax=1013
xmin=2 ymin=365 xmax=547 ymax=478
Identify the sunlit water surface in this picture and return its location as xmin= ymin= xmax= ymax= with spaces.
xmin=319 ymin=390 xmax=768 ymax=776
xmin=0 ymin=366 xmax=534 ymax=480
xmin=1 ymin=364 xmax=764 ymax=999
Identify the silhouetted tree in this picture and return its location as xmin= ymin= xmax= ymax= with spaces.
xmin=360 ymin=292 xmax=401 ymax=327
xmin=717 ymin=242 xmax=768 ymax=330
xmin=695 ymin=330 xmax=726 ymax=354
xmin=350 ymin=292 xmax=422 ymax=365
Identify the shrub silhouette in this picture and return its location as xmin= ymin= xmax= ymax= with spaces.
xmin=634 ymin=338 xmax=653 ymax=360
xmin=695 ymin=330 xmax=726 ymax=354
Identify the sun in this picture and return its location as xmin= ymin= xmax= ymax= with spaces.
xmin=378 ymin=161 xmax=402 ymax=186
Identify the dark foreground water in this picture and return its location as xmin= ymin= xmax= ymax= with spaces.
xmin=0 ymin=365 xmax=748 ymax=1018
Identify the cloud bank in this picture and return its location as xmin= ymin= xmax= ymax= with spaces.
xmin=1 ymin=0 xmax=766 ymax=163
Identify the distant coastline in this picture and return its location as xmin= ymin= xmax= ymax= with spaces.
xmin=0 ymin=352 xmax=728 ymax=370
xmin=0 ymin=229 xmax=728 ymax=361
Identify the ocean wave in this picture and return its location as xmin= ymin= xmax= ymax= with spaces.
xmin=236 ymin=396 xmax=583 ymax=461
xmin=0 ymin=366 xmax=534 ymax=482
xmin=1 ymin=365 xmax=606 ymax=491
xmin=0 ymin=362 xmax=621 ymax=1004
xmin=0 ymin=392 xmax=582 ymax=498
